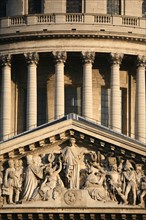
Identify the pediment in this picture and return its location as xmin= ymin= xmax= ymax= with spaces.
xmin=0 ymin=116 xmax=146 ymax=213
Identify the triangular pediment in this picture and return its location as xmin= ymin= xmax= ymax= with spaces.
xmin=0 ymin=115 xmax=146 ymax=213
xmin=0 ymin=115 xmax=145 ymax=160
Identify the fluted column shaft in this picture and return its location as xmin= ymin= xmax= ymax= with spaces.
xmin=110 ymin=53 xmax=123 ymax=133
xmin=25 ymin=52 xmax=39 ymax=130
xmin=82 ymin=52 xmax=95 ymax=119
xmin=53 ymin=51 xmax=67 ymax=119
xmin=0 ymin=54 xmax=12 ymax=140
xmin=136 ymin=55 xmax=146 ymax=143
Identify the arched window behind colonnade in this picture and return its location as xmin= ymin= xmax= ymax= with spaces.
xmin=107 ymin=0 xmax=121 ymax=15
xmin=28 ymin=0 xmax=42 ymax=14
xmin=67 ymin=0 xmax=82 ymax=13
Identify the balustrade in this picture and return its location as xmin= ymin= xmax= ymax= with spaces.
xmin=94 ymin=15 xmax=111 ymax=24
xmin=10 ymin=16 xmax=26 ymax=25
xmin=0 ymin=14 xmax=145 ymax=35
xmin=37 ymin=14 xmax=55 ymax=23
xmin=122 ymin=17 xmax=140 ymax=26
xmin=66 ymin=14 xmax=84 ymax=23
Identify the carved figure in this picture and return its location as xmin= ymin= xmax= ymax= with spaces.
xmin=3 ymin=159 xmax=15 ymax=204
xmin=84 ymin=165 xmax=106 ymax=201
xmin=39 ymin=156 xmax=64 ymax=200
xmin=123 ymin=160 xmax=137 ymax=205
xmin=13 ymin=159 xmax=23 ymax=203
xmin=62 ymin=138 xmax=81 ymax=189
xmin=90 ymin=152 xmax=105 ymax=174
xmin=44 ymin=153 xmax=56 ymax=176
xmin=139 ymin=176 xmax=146 ymax=207
xmin=21 ymin=155 xmax=43 ymax=201
xmin=106 ymin=163 xmax=126 ymax=204
xmin=1 ymin=139 xmax=145 ymax=207
xmin=0 ymin=162 xmax=3 ymax=203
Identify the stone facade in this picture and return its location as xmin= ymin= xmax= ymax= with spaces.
xmin=0 ymin=1 xmax=146 ymax=219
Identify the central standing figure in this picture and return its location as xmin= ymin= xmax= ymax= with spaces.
xmin=62 ymin=138 xmax=81 ymax=189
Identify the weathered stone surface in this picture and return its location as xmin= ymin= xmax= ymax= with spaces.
xmin=1 ymin=135 xmax=145 ymax=209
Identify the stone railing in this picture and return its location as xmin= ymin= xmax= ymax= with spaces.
xmin=94 ymin=15 xmax=111 ymax=24
xmin=66 ymin=14 xmax=84 ymax=22
xmin=10 ymin=16 xmax=27 ymax=25
xmin=37 ymin=14 xmax=55 ymax=23
xmin=0 ymin=14 xmax=145 ymax=35
xmin=122 ymin=16 xmax=140 ymax=26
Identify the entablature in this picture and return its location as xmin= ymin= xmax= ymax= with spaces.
xmin=0 ymin=35 xmax=145 ymax=57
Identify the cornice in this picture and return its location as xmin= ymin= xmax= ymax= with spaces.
xmin=0 ymin=31 xmax=146 ymax=44
xmin=1 ymin=208 xmax=146 ymax=220
xmin=0 ymin=117 xmax=145 ymax=162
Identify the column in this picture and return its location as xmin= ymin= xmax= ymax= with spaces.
xmin=53 ymin=51 xmax=67 ymax=119
xmin=110 ymin=53 xmax=123 ymax=133
xmin=25 ymin=52 xmax=39 ymax=130
xmin=136 ymin=55 xmax=146 ymax=143
xmin=0 ymin=54 xmax=12 ymax=140
xmin=24 ymin=0 xmax=28 ymax=14
xmin=82 ymin=51 xmax=95 ymax=119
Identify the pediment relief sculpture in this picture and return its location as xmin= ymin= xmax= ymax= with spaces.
xmin=1 ymin=137 xmax=146 ymax=208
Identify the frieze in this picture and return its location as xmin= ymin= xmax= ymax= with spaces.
xmin=0 ymin=137 xmax=146 ymax=208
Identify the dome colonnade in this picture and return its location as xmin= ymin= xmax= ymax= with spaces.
xmin=0 ymin=0 xmax=145 ymax=143
xmin=0 ymin=49 xmax=145 ymax=143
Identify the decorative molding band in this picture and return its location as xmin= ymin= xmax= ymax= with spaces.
xmin=0 ymin=32 xmax=145 ymax=44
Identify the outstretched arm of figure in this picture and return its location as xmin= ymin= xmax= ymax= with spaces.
xmin=54 ymin=157 xmax=63 ymax=175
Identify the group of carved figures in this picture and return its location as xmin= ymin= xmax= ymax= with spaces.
xmin=0 ymin=138 xmax=146 ymax=207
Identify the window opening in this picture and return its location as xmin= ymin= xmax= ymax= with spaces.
xmin=107 ymin=0 xmax=121 ymax=15
xmin=101 ymin=87 xmax=110 ymax=127
xmin=0 ymin=0 xmax=6 ymax=17
xmin=67 ymin=0 xmax=82 ymax=13
xmin=65 ymin=86 xmax=82 ymax=115
xmin=28 ymin=0 xmax=41 ymax=14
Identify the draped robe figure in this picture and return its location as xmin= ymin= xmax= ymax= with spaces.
xmin=21 ymin=155 xmax=43 ymax=201
xmin=62 ymin=138 xmax=80 ymax=189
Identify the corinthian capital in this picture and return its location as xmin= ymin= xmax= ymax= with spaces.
xmin=137 ymin=55 xmax=146 ymax=67
xmin=0 ymin=54 xmax=11 ymax=67
xmin=82 ymin=51 xmax=95 ymax=64
xmin=110 ymin=53 xmax=123 ymax=65
xmin=24 ymin=52 xmax=39 ymax=65
xmin=53 ymin=51 xmax=67 ymax=63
